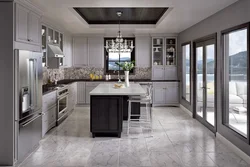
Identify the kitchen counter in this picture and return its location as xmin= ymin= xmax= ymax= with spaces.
xmin=90 ymin=83 xmax=146 ymax=96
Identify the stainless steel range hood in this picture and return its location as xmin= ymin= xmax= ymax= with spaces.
xmin=48 ymin=44 xmax=64 ymax=58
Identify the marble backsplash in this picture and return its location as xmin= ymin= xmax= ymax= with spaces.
xmin=43 ymin=67 xmax=151 ymax=84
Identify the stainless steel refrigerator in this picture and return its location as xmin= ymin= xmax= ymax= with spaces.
xmin=14 ymin=50 xmax=43 ymax=163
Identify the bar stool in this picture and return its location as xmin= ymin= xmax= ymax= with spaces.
xmin=127 ymin=85 xmax=153 ymax=134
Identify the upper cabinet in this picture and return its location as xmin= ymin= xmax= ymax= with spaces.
xmin=152 ymin=36 xmax=178 ymax=80
xmin=28 ymin=11 xmax=41 ymax=45
xmin=152 ymin=37 xmax=164 ymax=66
xmin=88 ymin=37 xmax=104 ymax=68
xmin=73 ymin=36 xmax=104 ymax=67
xmin=136 ymin=36 xmax=151 ymax=67
xmin=73 ymin=37 xmax=88 ymax=67
xmin=15 ymin=3 xmax=41 ymax=51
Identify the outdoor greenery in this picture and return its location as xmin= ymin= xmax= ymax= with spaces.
xmin=115 ymin=61 xmax=135 ymax=71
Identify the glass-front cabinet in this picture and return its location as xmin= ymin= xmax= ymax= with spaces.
xmin=152 ymin=38 xmax=164 ymax=66
xmin=152 ymin=37 xmax=177 ymax=80
xmin=165 ymin=38 xmax=176 ymax=66
xmin=42 ymin=25 xmax=47 ymax=67
xmin=41 ymin=24 xmax=64 ymax=68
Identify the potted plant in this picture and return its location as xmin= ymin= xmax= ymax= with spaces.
xmin=116 ymin=61 xmax=135 ymax=87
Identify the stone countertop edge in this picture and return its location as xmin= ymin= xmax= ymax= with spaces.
xmin=56 ymin=79 xmax=180 ymax=85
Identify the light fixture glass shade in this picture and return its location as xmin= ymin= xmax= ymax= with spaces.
xmin=105 ymin=12 xmax=134 ymax=53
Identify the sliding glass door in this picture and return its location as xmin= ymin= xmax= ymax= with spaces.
xmin=194 ymin=35 xmax=216 ymax=132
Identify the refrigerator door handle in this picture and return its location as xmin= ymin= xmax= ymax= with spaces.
xmin=21 ymin=113 xmax=42 ymax=127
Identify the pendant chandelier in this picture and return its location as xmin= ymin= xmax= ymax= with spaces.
xmin=105 ymin=11 xmax=134 ymax=53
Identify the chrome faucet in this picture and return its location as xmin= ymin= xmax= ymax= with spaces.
xmin=114 ymin=70 xmax=121 ymax=83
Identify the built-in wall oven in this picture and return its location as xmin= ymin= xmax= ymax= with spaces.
xmin=57 ymin=86 xmax=69 ymax=124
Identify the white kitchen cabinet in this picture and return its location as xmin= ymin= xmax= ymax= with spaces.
xmin=28 ymin=11 xmax=41 ymax=45
xmin=136 ymin=36 xmax=151 ymax=67
xmin=15 ymin=4 xmax=29 ymax=43
xmin=42 ymin=91 xmax=57 ymax=137
xmin=153 ymin=83 xmax=166 ymax=104
xmin=15 ymin=3 xmax=41 ymax=46
xmin=165 ymin=84 xmax=179 ymax=104
xmin=73 ymin=37 xmax=88 ymax=67
xmin=152 ymin=66 xmax=165 ymax=80
xmin=151 ymin=36 xmax=178 ymax=80
xmin=63 ymin=34 xmax=73 ymax=67
xmin=164 ymin=66 xmax=177 ymax=80
xmin=88 ymin=37 xmax=104 ymax=68
xmin=153 ymin=82 xmax=179 ymax=106
xmin=85 ymin=82 xmax=101 ymax=104
xmin=68 ymin=83 xmax=76 ymax=112
xmin=77 ymin=82 xmax=86 ymax=104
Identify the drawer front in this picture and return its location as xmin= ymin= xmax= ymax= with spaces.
xmin=43 ymin=92 xmax=57 ymax=112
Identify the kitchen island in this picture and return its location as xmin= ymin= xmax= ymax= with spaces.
xmin=90 ymin=83 xmax=146 ymax=138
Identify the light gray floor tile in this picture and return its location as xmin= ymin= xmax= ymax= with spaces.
xmin=208 ymin=152 xmax=249 ymax=167
xmin=86 ymin=152 xmax=118 ymax=167
xmin=18 ymin=106 xmax=250 ymax=167
xmin=119 ymin=151 xmax=151 ymax=167
xmin=149 ymin=152 xmax=183 ymax=167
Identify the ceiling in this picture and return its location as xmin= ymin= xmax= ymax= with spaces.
xmin=74 ymin=8 xmax=168 ymax=24
xmin=28 ymin=0 xmax=238 ymax=35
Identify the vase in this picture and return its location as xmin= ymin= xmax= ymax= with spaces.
xmin=124 ymin=71 xmax=130 ymax=87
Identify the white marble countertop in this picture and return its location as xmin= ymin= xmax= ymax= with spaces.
xmin=90 ymin=83 xmax=146 ymax=96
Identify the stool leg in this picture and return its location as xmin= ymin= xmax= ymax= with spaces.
xmin=150 ymin=104 xmax=152 ymax=129
xmin=127 ymin=101 xmax=131 ymax=135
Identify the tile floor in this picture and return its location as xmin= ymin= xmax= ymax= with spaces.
xmin=19 ymin=107 xmax=249 ymax=167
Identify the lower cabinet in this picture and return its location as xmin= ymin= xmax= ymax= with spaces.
xmin=153 ymin=82 xmax=179 ymax=106
xmin=152 ymin=66 xmax=177 ymax=80
xmin=68 ymin=82 xmax=77 ymax=112
xmin=77 ymin=82 xmax=102 ymax=105
xmin=42 ymin=105 xmax=57 ymax=137
xmin=86 ymin=82 xmax=101 ymax=104
xmin=77 ymin=82 xmax=86 ymax=104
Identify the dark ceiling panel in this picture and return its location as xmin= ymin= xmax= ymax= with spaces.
xmin=74 ymin=8 xmax=168 ymax=24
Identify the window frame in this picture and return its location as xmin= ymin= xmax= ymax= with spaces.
xmin=221 ymin=22 xmax=250 ymax=143
xmin=181 ymin=41 xmax=192 ymax=104
xmin=104 ymin=37 xmax=135 ymax=75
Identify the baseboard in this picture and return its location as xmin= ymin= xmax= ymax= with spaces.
xmin=180 ymin=104 xmax=192 ymax=117
xmin=216 ymin=132 xmax=250 ymax=165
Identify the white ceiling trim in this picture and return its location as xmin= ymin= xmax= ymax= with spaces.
xmin=27 ymin=0 xmax=238 ymax=34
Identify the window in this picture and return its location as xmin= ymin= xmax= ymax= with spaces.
xmin=182 ymin=43 xmax=191 ymax=102
xmin=222 ymin=24 xmax=249 ymax=137
xmin=104 ymin=38 xmax=135 ymax=74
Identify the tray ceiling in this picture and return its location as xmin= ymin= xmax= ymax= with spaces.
xmin=74 ymin=8 xmax=168 ymax=24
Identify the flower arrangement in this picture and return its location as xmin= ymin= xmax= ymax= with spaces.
xmin=115 ymin=61 xmax=135 ymax=71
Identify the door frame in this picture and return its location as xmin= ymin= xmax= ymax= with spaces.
xmin=193 ymin=33 xmax=217 ymax=133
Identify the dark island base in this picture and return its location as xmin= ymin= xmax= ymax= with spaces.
xmin=90 ymin=95 xmax=140 ymax=138
xmin=92 ymin=132 xmax=121 ymax=138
